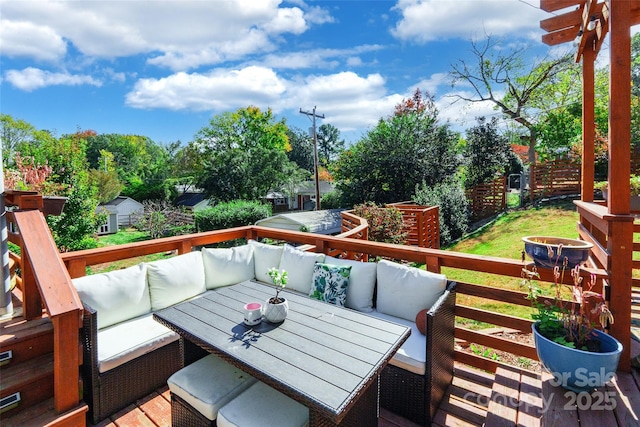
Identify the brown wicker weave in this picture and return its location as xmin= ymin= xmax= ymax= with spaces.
xmin=81 ymin=303 xmax=184 ymax=424
xmin=380 ymin=281 xmax=456 ymax=426
xmin=171 ymin=392 xmax=216 ymax=427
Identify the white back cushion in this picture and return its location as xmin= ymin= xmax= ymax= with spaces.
xmin=278 ymin=244 xmax=325 ymax=294
xmin=248 ymin=240 xmax=284 ymax=283
xmin=325 ymin=256 xmax=376 ymax=312
xmin=73 ymin=264 xmax=150 ymax=329
xmin=375 ymin=259 xmax=447 ymax=322
xmin=147 ymin=251 xmax=206 ymax=311
xmin=202 ymin=244 xmax=255 ymax=289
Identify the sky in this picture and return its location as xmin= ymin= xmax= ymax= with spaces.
xmin=0 ymin=0 xmax=612 ymax=146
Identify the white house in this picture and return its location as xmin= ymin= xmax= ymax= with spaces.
xmin=96 ymin=196 xmax=144 ymax=235
xmin=175 ymin=192 xmax=213 ymax=212
xmin=255 ymin=209 xmax=345 ymax=235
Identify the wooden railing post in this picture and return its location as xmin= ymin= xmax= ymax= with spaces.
xmin=52 ymin=311 xmax=82 ymax=412
xmin=607 ymin=217 xmax=634 ymax=372
xmin=20 ymin=242 xmax=43 ymax=320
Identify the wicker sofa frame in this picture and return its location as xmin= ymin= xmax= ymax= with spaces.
xmin=81 ymin=302 xmax=185 ymax=424
xmin=380 ymin=281 xmax=457 ymax=426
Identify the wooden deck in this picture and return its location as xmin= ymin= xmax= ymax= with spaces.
xmin=85 ymin=359 xmax=640 ymax=427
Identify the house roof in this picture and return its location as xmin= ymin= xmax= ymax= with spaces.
xmin=101 ymin=196 xmax=138 ymax=207
xmin=175 ymin=192 xmax=207 ymax=207
xmin=255 ymin=209 xmax=345 ymax=235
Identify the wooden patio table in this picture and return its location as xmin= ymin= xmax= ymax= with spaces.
xmin=153 ymin=280 xmax=411 ymax=426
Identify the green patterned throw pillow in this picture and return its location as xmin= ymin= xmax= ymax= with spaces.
xmin=309 ymin=263 xmax=352 ymax=306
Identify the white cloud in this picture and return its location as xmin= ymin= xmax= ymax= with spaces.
xmin=125 ymin=66 xmax=287 ymax=111
xmin=0 ymin=19 xmax=66 ymax=62
xmin=0 ymin=0 xmax=334 ymax=71
xmin=413 ymin=72 xmax=450 ymax=96
xmin=4 ymin=67 xmax=101 ymax=91
xmin=391 ymin=0 xmax=546 ymax=43
xmin=125 ymin=66 xmax=402 ymax=131
xmin=258 ymin=45 xmax=384 ymax=70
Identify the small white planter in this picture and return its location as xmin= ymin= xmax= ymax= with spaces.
xmin=264 ymin=298 xmax=288 ymax=323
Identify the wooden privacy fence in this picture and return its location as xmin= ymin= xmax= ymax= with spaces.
xmin=387 ymin=203 xmax=440 ymax=249
xmin=465 ymin=177 xmax=507 ymax=223
xmin=530 ymin=159 xmax=581 ymax=200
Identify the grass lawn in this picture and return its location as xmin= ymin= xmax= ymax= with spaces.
xmin=444 ymin=200 xmax=581 ymax=328
xmin=90 ymin=228 xmax=171 ymax=274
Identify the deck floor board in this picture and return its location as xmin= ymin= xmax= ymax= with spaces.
xmin=86 ymin=362 xmax=639 ymax=426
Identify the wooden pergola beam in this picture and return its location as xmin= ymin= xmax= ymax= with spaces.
xmin=540 ymin=7 xmax=582 ymax=32
xmin=540 ymin=0 xmax=582 ymax=13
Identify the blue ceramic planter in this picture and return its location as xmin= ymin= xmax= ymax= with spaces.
xmin=532 ymin=322 xmax=622 ymax=393
xmin=522 ymin=236 xmax=593 ymax=269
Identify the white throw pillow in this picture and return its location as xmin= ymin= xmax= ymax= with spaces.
xmin=73 ymin=264 xmax=150 ymax=330
xmin=202 ymin=244 xmax=255 ymax=289
xmin=278 ymin=244 xmax=325 ymax=294
xmin=147 ymin=251 xmax=206 ymax=311
xmin=325 ymin=256 xmax=376 ymax=312
xmin=248 ymin=240 xmax=284 ymax=283
xmin=375 ymin=259 xmax=447 ymax=322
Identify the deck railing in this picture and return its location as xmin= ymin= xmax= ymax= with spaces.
xmin=59 ymin=225 xmax=602 ymax=375
xmin=387 ymin=203 xmax=440 ymax=248
xmin=575 ymin=200 xmax=634 ymax=371
xmin=6 ymin=209 xmax=83 ymax=414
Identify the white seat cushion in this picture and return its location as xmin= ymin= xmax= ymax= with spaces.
xmin=367 ymin=310 xmax=426 ymax=375
xmin=375 ymin=259 xmax=447 ymax=322
xmin=168 ymin=354 xmax=257 ymax=421
xmin=324 ymin=256 xmax=376 ymax=312
xmin=97 ymin=313 xmax=179 ymax=373
xmin=217 ymin=381 xmax=309 ymax=427
xmin=147 ymin=251 xmax=207 ymax=311
xmin=202 ymin=244 xmax=255 ymax=289
xmin=278 ymin=244 xmax=325 ymax=294
xmin=248 ymin=240 xmax=284 ymax=283
xmin=73 ymin=263 xmax=150 ymax=329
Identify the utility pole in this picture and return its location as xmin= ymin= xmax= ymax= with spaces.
xmin=299 ymin=106 xmax=324 ymax=210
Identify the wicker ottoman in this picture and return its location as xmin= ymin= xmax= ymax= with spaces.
xmin=168 ymin=354 xmax=256 ymax=426
xmin=217 ymin=381 xmax=309 ymax=427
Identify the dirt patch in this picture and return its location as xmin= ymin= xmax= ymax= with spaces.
xmin=456 ymin=328 xmax=542 ymax=373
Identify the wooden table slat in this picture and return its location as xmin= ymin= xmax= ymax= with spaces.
xmin=154 ymin=281 xmax=411 ymax=425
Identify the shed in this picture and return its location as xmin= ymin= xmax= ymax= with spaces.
xmin=96 ymin=196 xmax=144 ymax=234
xmin=255 ymin=209 xmax=345 ymax=235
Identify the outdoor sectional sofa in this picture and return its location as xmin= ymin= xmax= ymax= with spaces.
xmin=72 ymin=239 xmax=456 ymax=425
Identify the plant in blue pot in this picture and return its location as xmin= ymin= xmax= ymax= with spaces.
xmin=521 ymin=247 xmax=622 ymax=393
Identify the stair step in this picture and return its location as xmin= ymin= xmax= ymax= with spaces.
xmin=0 ymin=353 xmax=54 ymax=419
xmin=0 ymin=317 xmax=53 ymax=367
xmin=485 ymin=365 xmax=521 ymax=427
xmin=0 ymin=398 xmax=88 ymax=427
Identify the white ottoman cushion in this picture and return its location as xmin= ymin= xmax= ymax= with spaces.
xmin=168 ymin=354 xmax=256 ymax=421
xmin=217 ymin=381 xmax=309 ymax=427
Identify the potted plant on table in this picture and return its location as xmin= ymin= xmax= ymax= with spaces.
xmin=264 ymin=267 xmax=289 ymax=323
xmin=521 ymin=248 xmax=622 ymax=393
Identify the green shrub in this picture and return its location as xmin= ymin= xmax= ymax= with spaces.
xmin=320 ymin=190 xmax=343 ymax=209
xmin=413 ymin=179 xmax=469 ymax=246
xmin=352 ymin=202 xmax=408 ymax=244
xmin=195 ymin=200 xmax=272 ymax=232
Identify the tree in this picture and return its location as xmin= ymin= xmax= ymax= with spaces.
xmin=133 ymin=200 xmax=194 ymax=239
xmin=194 ymin=106 xmax=292 ymax=202
xmin=286 ymin=127 xmax=314 ymax=172
xmin=316 ymin=124 xmax=344 ymax=168
xmin=464 ymin=117 xmax=518 ymax=189
xmin=335 ymin=89 xmax=459 ymax=206
xmin=450 ymin=36 xmax=572 ymax=165
xmin=1 ymin=114 xmax=37 ymax=166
